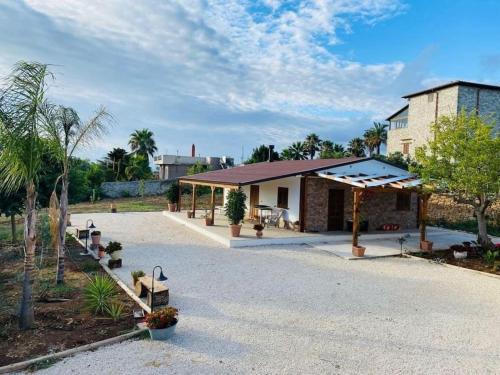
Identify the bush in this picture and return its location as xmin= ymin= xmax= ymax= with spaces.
xmin=131 ymin=270 xmax=145 ymax=284
xmin=224 ymin=188 xmax=247 ymax=225
xmin=145 ymin=306 xmax=178 ymax=329
xmin=80 ymin=259 xmax=101 ymax=273
xmin=253 ymin=224 xmax=264 ymax=231
xmin=84 ymin=275 xmax=117 ymax=315
xmin=105 ymin=302 xmax=125 ymax=322
xmin=105 ymin=241 xmax=122 ymax=255
xmin=165 ymin=184 xmax=179 ymax=204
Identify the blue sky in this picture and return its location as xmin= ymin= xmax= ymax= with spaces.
xmin=0 ymin=0 xmax=499 ymax=163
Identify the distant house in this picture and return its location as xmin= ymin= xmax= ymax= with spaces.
xmin=178 ymin=157 xmax=423 ymax=234
xmin=386 ymin=81 xmax=500 ymax=157
xmin=154 ymin=144 xmax=233 ymax=180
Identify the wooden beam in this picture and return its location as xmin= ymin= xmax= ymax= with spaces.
xmin=352 ymin=189 xmax=362 ymax=247
xmin=177 ymin=179 xmax=181 ymax=212
xmin=191 ymin=184 xmax=197 ymax=218
xmin=178 ymin=179 xmax=238 ymax=190
xmin=210 ymin=186 xmax=216 ymax=225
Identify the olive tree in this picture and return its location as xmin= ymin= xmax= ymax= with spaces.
xmin=412 ymin=110 xmax=500 ymax=248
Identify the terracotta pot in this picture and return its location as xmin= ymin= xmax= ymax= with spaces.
xmin=420 ymin=240 xmax=433 ymax=252
xmin=230 ymin=224 xmax=242 ymax=237
xmin=91 ymin=234 xmax=101 ymax=246
xmin=98 ymin=249 xmax=105 ymax=258
xmin=256 ymin=230 xmax=263 ymax=238
xmin=168 ymin=203 xmax=177 ymax=212
xmin=352 ymin=245 xmax=366 ymax=257
xmin=187 ymin=211 xmax=193 ymax=219
xmin=205 ymin=217 xmax=213 ymax=226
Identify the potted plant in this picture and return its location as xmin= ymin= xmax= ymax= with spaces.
xmin=203 ymin=210 xmax=213 ymax=226
xmin=110 ymin=200 xmax=117 ymax=213
xmin=253 ymin=224 xmax=264 ymax=238
xmin=66 ymin=213 xmax=72 ymax=226
xmin=91 ymin=230 xmax=101 ymax=246
xmin=187 ymin=211 xmax=193 ymax=219
xmin=146 ymin=306 xmax=179 ymax=340
xmin=224 ymin=188 xmax=247 ymax=237
xmin=420 ymin=240 xmax=433 ymax=252
xmin=97 ymin=244 xmax=106 ymax=258
xmin=105 ymin=241 xmax=123 ymax=260
xmin=131 ymin=270 xmax=145 ymax=285
xmin=165 ymin=184 xmax=179 ymax=212
xmin=451 ymin=244 xmax=467 ymax=259
xmin=352 ymin=231 xmax=365 ymax=257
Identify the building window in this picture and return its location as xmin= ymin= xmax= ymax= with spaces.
xmin=396 ymin=193 xmax=411 ymax=211
xmin=277 ymin=187 xmax=289 ymax=209
xmin=402 ymin=142 xmax=410 ymax=155
xmin=390 ymin=119 xmax=408 ymax=129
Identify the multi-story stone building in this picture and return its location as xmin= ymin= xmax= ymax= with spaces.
xmin=386 ymin=81 xmax=500 ymax=157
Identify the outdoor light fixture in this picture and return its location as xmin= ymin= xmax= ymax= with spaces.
xmin=84 ymin=219 xmax=96 ymax=254
xmin=151 ymin=265 xmax=168 ymax=312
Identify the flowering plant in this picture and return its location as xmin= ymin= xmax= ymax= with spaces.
xmin=145 ymin=307 xmax=178 ymax=329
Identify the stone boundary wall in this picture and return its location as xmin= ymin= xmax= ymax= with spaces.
xmin=428 ymin=194 xmax=500 ymax=225
xmin=101 ymin=179 xmax=175 ymax=198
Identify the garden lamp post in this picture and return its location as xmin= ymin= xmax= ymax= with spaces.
xmin=85 ymin=219 xmax=96 ymax=254
xmin=151 ymin=265 xmax=168 ymax=312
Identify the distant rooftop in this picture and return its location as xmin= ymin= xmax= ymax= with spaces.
xmin=402 ymin=80 xmax=500 ymax=99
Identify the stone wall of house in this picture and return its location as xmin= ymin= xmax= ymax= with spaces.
xmin=428 ymin=194 xmax=500 ymax=225
xmin=303 ymin=178 xmax=418 ymax=232
xmin=101 ymin=179 xmax=174 ymax=198
xmin=458 ymin=86 xmax=500 ymax=127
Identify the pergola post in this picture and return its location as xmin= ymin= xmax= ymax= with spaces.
xmin=419 ymin=193 xmax=431 ymax=243
xmin=210 ymin=186 xmax=216 ymax=225
xmin=191 ymin=184 xmax=197 ymax=218
xmin=352 ymin=189 xmax=363 ymax=247
xmin=177 ymin=180 xmax=181 ymax=212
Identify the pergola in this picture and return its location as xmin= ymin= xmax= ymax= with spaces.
xmin=317 ymin=172 xmax=430 ymax=247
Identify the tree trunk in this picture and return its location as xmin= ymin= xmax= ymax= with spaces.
xmin=19 ymin=183 xmax=37 ymax=330
xmin=376 ymin=144 xmax=381 ymax=155
xmin=475 ymin=206 xmax=493 ymax=249
xmin=10 ymin=214 xmax=17 ymax=244
xmin=56 ymin=175 xmax=68 ymax=284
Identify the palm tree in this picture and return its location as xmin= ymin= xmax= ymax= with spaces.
xmin=45 ymin=105 xmax=111 ymax=284
xmin=0 ymin=62 xmax=53 ymax=329
xmin=365 ymin=122 xmax=388 ymax=155
xmin=282 ymin=142 xmax=308 ymax=160
xmin=107 ymin=147 xmax=128 ymax=180
xmin=129 ymin=128 xmax=157 ymax=161
xmin=347 ymin=137 xmax=366 ymax=157
xmin=305 ymin=133 xmax=321 ymax=159
xmin=363 ymin=128 xmax=378 ymax=157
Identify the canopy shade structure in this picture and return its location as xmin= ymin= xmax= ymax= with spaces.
xmin=317 ymin=172 xmax=421 ymax=190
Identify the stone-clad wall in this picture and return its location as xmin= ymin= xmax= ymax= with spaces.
xmin=304 ymin=178 xmax=418 ymax=232
xmin=428 ymin=194 xmax=500 ymax=225
xmin=458 ymin=86 xmax=500 ymax=127
xmin=101 ymin=179 xmax=174 ymax=198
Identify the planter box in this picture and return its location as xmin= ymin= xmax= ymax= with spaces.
xmin=420 ymin=240 xmax=433 ymax=252
xmin=352 ymin=245 xmax=366 ymax=257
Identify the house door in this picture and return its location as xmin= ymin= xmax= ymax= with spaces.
xmin=250 ymin=185 xmax=259 ymax=219
xmin=328 ymin=189 xmax=344 ymax=231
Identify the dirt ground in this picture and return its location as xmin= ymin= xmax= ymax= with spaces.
xmin=413 ymin=249 xmax=500 ymax=275
xmin=0 ymin=238 xmax=137 ymax=367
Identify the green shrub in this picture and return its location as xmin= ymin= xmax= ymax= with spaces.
xmin=105 ymin=241 xmax=122 ymax=255
xmin=81 ymin=260 xmax=101 ymax=273
xmin=105 ymin=302 xmax=125 ymax=322
xmin=84 ymin=275 xmax=117 ymax=315
xmin=224 ymin=188 xmax=247 ymax=225
xmin=483 ymin=250 xmax=499 ymax=266
xmin=165 ymin=184 xmax=179 ymax=204
xmin=131 ymin=270 xmax=145 ymax=284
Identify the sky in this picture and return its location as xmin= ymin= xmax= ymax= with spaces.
xmin=0 ymin=0 xmax=499 ymax=163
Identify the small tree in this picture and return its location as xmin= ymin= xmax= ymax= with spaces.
xmin=224 ymin=189 xmax=247 ymax=225
xmin=245 ymin=145 xmax=279 ymax=164
xmin=165 ymin=183 xmax=179 ymax=204
xmin=412 ymin=110 xmax=500 ymax=248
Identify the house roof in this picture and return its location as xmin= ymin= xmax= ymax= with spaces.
xmin=179 ymin=157 xmax=368 ymax=186
xmin=402 ymin=80 xmax=500 ymax=99
xmin=385 ymin=104 xmax=409 ymax=121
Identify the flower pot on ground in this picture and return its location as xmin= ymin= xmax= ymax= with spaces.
xmin=253 ymin=224 xmax=264 ymax=238
xmin=420 ymin=240 xmax=433 ymax=252
xmin=352 ymin=245 xmax=366 ymax=257
xmin=131 ymin=270 xmax=145 ymax=286
xmin=106 ymin=241 xmax=123 ymax=260
xmin=224 ymin=188 xmax=247 ymax=237
xmin=165 ymin=184 xmax=179 ymax=212
xmin=66 ymin=213 xmax=72 ymax=226
xmin=146 ymin=306 xmax=179 ymax=341
xmin=91 ymin=231 xmax=101 ymax=246
xmin=97 ymin=245 xmax=106 ymax=258
xmin=187 ymin=211 xmax=193 ymax=219
xmin=205 ymin=216 xmax=213 ymax=226
xmin=110 ymin=201 xmax=117 ymax=213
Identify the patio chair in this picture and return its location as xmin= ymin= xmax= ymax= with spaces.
xmin=264 ymin=208 xmax=284 ymax=228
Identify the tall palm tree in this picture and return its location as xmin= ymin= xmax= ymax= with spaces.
xmin=365 ymin=122 xmax=388 ymax=155
xmin=45 ymin=106 xmax=111 ymax=284
xmin=283 ymin=141 xmax=308 ymax=160
xmin=305 ymin=133 xmax=321 ymax=159
xmin=363 ymin=128 xmax=378 ymax=157
xmin=0 ymin=62 xmax=53 ymax=329
xmin=129 ymin=128 xmax=157 ymax=161
xmin=107 ymin=147 xmax=128 ymax=180
xmin=347 ymin=137 xmax=366 ymax=157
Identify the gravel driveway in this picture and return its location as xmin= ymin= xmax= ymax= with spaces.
xmin=37 ymin=212 xmax=500 ymax=374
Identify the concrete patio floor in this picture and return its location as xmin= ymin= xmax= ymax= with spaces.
xmin=50 ymin=212 xmax=500 ymax=375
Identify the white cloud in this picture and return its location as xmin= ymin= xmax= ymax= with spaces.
xmin=24 ymin=0 xmax=406 ymax=119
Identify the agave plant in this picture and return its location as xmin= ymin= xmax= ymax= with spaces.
xmin=105 ymin=302 xmax=125 ymax=322
xmin=84 ymin=275 xmax=117 ymax=315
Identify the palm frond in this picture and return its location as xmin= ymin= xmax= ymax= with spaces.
xmin=68 ymin=106 xmax=111 ymax=158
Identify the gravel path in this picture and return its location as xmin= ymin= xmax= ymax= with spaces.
xmin=35 ymin=212 xmax=500 ymax=374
